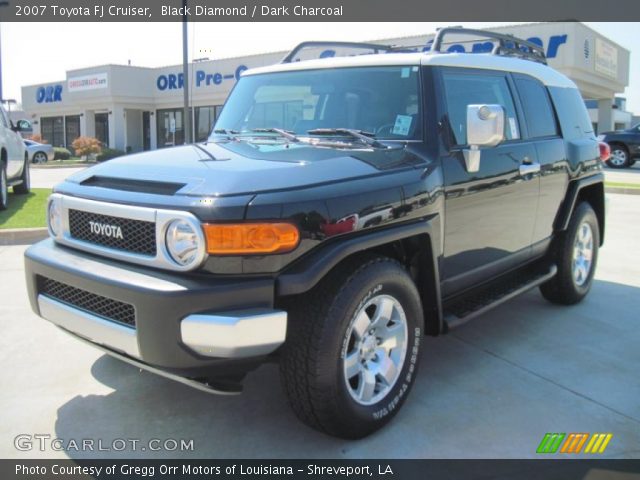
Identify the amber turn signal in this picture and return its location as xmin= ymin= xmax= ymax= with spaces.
xmin=203 ymin=223 xmax=300 ymax=255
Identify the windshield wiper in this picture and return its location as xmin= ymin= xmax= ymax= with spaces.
xmin=210 ymin=128 xmax=240 ymax=141
xmin=307 ymin=128 xmax=386 ymax=149
xmin=250 ymin=128 xmax=300 ymax=143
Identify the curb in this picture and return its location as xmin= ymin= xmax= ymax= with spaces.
xmin=0 ymin=228 xmax=48 ymax=246
xmin=605 ymin=187 xmax=640 ymax=195
xmin=31 ymin=164 xmax=93 ymax=169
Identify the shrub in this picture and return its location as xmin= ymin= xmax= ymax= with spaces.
xmin=96 ymin=148 xmax=126 ymax=162
xmin=29 ymin=134 xmax=48 ymax=144
xmin=53 ymin=147 xmax=72 ymax=160
xmin=71 ymin=136 xmax=102 ymax=157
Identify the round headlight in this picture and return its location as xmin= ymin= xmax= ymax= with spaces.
xmin=165 ymin=219 xmax=201 ymax=267
xmin=48 ymin=199 xmax=61 ymax=237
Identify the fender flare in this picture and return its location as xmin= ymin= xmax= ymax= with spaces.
xmin=276 ymin=217 xmax=444 ymax=334
xmin=554 ymin=173 xmax=604 ymax=234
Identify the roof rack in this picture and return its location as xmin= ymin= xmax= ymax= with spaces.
xmin=281 ymin=41 xmax=394 ymax=63
xmin=431 ymin=27 xmax=547 ymax=64
xmin=280 ymin=27 xmax=547 ymax=65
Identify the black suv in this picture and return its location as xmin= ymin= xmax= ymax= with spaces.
xmin=25 ymin=29 xmax=606 ymax=439
xmin=599 ymin=123 xmax=640 ymax=168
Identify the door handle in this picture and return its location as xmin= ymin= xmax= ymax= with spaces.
xmin=519 ymin=162 xmax=540 ymax=176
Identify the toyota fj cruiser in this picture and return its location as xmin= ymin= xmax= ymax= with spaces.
xmin=25 ymin=28 xmax=606 ymax=439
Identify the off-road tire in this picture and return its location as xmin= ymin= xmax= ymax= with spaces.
xmin=540 ymin=202 xmax=599 ymax=305
xmin=280 ymin=255 xmax=424 ymax=439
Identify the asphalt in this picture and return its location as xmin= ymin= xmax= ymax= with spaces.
xmin=0 ymin=194 xmax=638 ymax=459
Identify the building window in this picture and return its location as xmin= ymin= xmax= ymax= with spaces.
xmin=194 ymin=105 xmax=223 ymax=142
xmin=157 ymin=108 xmax=186 ymax=148
xmin=41 ymin=116 xmax=65 ymax=147
xmin=65 ymin=115 xmax=81 ymax=149
xmin=95 ymin=113 xmax=109 ymax=146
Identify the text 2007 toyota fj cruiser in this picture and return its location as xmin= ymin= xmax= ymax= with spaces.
xmin=25 ymin=28 xmax=607 ymax=438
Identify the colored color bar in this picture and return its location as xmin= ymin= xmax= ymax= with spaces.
xmin=598 ymin=434 xmax=613 ymax=453
xmin=536 ymin=433 xmax=553 ymax=454
xmin=573 ymin=433 xmax=589 ymax=453
xmin=585 ymin=434 xmax=598 ymax=453
xmin=548 ymin=433 xmax=566 ymax=453
xmin=560 ymin=434 xmax=577 ymax=453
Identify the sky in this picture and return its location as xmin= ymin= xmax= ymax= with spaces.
xmin=1 ymin=22 xmax=638 ymax=114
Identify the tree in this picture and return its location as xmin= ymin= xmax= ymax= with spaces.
xmin=72 ymin=136 xmax=102 ymax=157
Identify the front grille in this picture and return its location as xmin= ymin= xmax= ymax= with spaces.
xmin=68 ymin=209 xmax=156 ymax=256
xmin=40 ymin=277 xmax=136 ymax=327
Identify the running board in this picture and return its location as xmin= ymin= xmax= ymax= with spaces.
xmin=444 ymin=263 xmax=557 ymax=330
xmin=60 ymin=327 xmax=243 ymax=395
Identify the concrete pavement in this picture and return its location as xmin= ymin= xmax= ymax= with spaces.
xmin=0 ymin=194 xmax=638 ymax=459
xmin=30 ymin=167 xmax=86 ymax=190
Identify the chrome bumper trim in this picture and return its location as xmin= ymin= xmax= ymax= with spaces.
xmin=181 ymin=309 xmax=287 ymax=358
xmin=38 ymin=294 xmax=140 ymax=358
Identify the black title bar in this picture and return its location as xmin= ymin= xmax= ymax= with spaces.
xmin=1 ymin=0 xmax=640 ymax=21
xmin=3 ymin=459 xmax=640 ymax=480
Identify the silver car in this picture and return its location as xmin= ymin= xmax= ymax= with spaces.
xmin=24 ymin=139 xmax=55 ymax=164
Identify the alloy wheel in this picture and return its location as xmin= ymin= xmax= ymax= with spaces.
xmin=343 ymin=294 xmax=408 ymax=406
xmin=572 ymin=221 xmax=594 ymax=286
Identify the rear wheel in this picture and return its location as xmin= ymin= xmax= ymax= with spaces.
xmin=13 ymin=155 xmax=31 ymax=195
xmin=540 ymin=202 xmax=599 ymax=304
xmin=33 ymin=152 xmax=48 ymax=164
xmin=280 ymin=255 xmax=424 ymax=439
xmin=606 ymin=145 xmax=630 ymax=168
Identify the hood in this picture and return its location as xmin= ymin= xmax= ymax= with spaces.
xmin=66 ymin=141 xmax=422 ymax=197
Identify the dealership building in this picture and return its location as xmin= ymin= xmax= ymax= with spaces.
xmin=21 ymin=22 xmax=631 ymax=153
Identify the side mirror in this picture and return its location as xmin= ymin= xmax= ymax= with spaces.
xmin=13 ymin=119 xmax=33 ymax=133
xmin=463 ymin=104 xmax=505 ymax=173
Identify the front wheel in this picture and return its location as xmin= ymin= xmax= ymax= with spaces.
xmin=540 ymin=202 xmax=599 ymax=305
xmin=280 ymin=256 xmax=424 ymax=439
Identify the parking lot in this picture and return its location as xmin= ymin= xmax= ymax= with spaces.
xmin=1 ymin=170 xmax=639 ymax=459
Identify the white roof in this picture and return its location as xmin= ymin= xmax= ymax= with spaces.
xmin=244 ymin=51 xmax=577 ymax=89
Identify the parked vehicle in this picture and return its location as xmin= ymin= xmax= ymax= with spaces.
xmin=24 ymin=139 xmax=55 ymax=164
xmin=0 ymin=106 xmax=31 ymax=209
xmin=598 ymin=123 xmax=640 ymax=168
xmin=25 ymin=28 xmax=607 ymax=438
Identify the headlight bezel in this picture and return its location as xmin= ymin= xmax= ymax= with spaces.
xmin=164 ymin=218 xmax=202 ymax=267
xmin=47 ymin=196 xmax=62 ymax=238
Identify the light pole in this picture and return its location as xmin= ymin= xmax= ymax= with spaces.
xmin=182 ymin=0 xmax=191 ymax=144
xmin=0 ymin=1 xmax=9 ymax=102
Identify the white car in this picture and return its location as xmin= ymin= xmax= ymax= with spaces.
xmin=24 ymin=139 xmax=55 ymax=164
xmin=0 ymin=105 xmax=31 ymax=210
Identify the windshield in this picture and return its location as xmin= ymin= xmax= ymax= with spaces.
xmin=212 ymin=66 xmax=421 ymax=141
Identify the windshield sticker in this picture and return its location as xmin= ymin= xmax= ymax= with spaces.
xmin=401 ymin=67 xmax=411 ymax=78
xmin=508 ymin=117 xmax=519 ymax=139
xmin=392 ymin=115 xmax=413 ymax=136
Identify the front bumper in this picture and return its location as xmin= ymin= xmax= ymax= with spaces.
xmin=25 ymin=239 xmax=286 ymax=384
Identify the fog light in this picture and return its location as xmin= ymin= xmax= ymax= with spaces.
xmin=165 ymin=219 xmax=201 ymax=267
